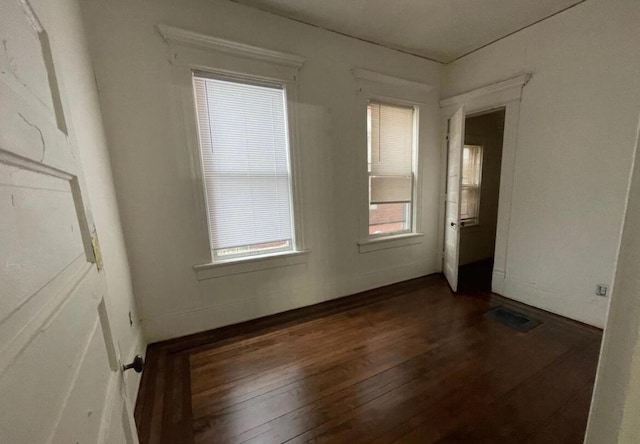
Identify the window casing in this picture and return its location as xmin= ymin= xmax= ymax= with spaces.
xmin=192 ymin=72 xmax=296 ymax=261
xmin=367 ymin=101 xmax=417 ymax=237
xmin=460 ymin=144 xmax=483 ymax=226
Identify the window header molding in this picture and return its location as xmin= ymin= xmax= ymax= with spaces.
xmin=161 ymin=25 xmax=307 ymax=268
xmin=352 ymin=68 xmax=433 ymax=93
xmin=439 ymin=74 xmax=531 ymax=108
xmin=158 ymin=24 xmax=306 ymax=70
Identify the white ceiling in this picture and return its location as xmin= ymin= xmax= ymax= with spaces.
xmin=231 ymin=0 xmax=585 ymax=63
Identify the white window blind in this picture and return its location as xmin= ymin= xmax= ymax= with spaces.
xmin=460 ymin=144 xmax=483 ymax=225
xmin=367 ymin=102 xmax=415 ymax=235
xmin=368 ymin=103 xmax=414 ymax=204
xmin=193 ymin=73 xmax=294 ymax=259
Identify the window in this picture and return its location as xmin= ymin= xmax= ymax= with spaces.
xmin=367 ymin=102 xmax=416 ymax=236
xmin=192 ymin=73 xmax=295 ymax=260
xmin=460 ymin=144 xmax=483 ymax=226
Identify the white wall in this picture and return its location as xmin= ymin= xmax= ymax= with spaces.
xmin=586 ymin=115 xmax=640 ymax=443
xmin=80 ymin=0 xmax=442 ymax=342
xmin=444 ymin=0 xmax=640 ymax=327
xmin=459 ymin=110 xmax=504 ymax=266
xmin=37 ymin=0 xmax=145 ymax=403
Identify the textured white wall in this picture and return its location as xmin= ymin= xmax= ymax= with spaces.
xmin=444 ymin=0 xmax=640 ymax=327
xmin=79 ymin=0 xmax=640 ymax=338
xmin=586 ymin=115 xmax=640 ymax=443
xmin=81 ymin=0 xmax=442 ymax=342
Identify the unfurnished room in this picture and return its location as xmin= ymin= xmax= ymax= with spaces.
xmin=1 ymin=0 xmax=640 ymax=443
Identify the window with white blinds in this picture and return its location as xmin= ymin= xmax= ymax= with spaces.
xmin=193 ymin=73 xmax=295 ymax=260
xmin=460 ymin=144 xmax=483 ymax=226
xmin=367 ymin=102 xmax=416 ymax=236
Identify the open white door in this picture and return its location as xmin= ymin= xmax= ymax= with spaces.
xmin=0 ymin=1 xmax=138 ymax=443
xmin=443 ymin=106 xmax=465 ymax=292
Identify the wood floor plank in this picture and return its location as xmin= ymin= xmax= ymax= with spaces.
xmin=431 ymin=341 xmax=601 ymax=443
xmin=236 ymin=322 xmax=516 ymax=444
xmin=191 ymin=290 xmax=484 ymax=416
xmin=134 ymin=275 xmax=602 ymax=444
xmin=193 ymin=314 xmax=491 ymax=442
xmin=380 ymin=330 xmax=597 ymax=444
xmin=284 ymin=323 xmax=589 ymax=444
xmin=190 ymin=284 xmax=451 ymax=378
xmin=522 ymin=381 xmax=596 ymax=444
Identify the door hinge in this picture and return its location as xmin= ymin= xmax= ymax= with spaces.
xmin=91 ymin=230 xmax=104 ymax=271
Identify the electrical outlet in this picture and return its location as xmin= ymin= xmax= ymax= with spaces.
xmin=596 ymin=284 xmax=608 ymax=297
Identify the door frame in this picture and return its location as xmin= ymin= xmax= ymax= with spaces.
xmin=438 ymin=74 xmax=531 ymax=294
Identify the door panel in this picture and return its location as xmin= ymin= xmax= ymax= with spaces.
xmin=443 ymin=106 xmax=465 ymax=291
xmin=1 ymin=270 xmax=101 ymax=443
xmin=0 ymin=1 xmax=136 ymax=442
xmin=0 ymin=0 xmax=56 ymax=116
xmin=51 ymin=315 xmax=117 ymax=444
xmin=0 ymin=163 xmax=84 ymax=329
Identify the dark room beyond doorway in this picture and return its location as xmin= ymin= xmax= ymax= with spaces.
xmin=457 ymin=108 xmax=506 ymax=293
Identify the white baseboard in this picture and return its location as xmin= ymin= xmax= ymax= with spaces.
xmin=496 ymin=276 xmax=606 ymax=328
xmin=491 ymin=269 xmax=506 ymax=294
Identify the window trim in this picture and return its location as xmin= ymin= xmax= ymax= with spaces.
xmin=352 ymin=69 xmax=432 ymax=253
xmin=159 ymin=25 xmax=307 ymax=270
xmin=357 ymin=232 xmax=425 ymax=253
xmin=190 ymin=68 xmax=304 ymax=265
xmin=194 ymin=249 xmax=310 ymax=280
xmin=363 ymin=96 xmax=421 ymax=242
xmin=192 ymin=71 xmax=297 ymax=261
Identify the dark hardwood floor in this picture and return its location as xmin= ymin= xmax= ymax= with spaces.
xmin=135 ymin=275 xmax=602 ymax=444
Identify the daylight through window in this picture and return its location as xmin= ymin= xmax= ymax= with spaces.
xmin=367 ymin=102 xmax=416 ymax=236
xmin=193 ymin=73 xmax=294 ymax=260
xmin=460 ymin=144 xmax=483 ymax=226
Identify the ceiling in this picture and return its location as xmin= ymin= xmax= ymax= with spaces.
xmin=230 ymin=0 xmax=585 ymax=63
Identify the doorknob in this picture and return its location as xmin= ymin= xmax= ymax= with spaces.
xmin=123 ymin=355 xmax=144 ymax=373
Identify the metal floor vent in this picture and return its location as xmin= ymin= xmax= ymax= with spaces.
xmin=484 ymin=306 xmax=541 ymax=332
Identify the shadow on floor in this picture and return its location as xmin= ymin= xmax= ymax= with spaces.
xmin=458 ymin=258 xmax=494 ymax=293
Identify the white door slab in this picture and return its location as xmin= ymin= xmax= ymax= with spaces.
xmin=443 ymin=106 xmax=465 ymax=292
xmin=0 ymin=1 xmax=137 ymax=442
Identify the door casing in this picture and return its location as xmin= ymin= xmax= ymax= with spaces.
xmin=438 ymin=74 xmax=530 ymax=294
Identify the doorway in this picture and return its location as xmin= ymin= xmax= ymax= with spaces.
xmin=457 ymin=108 xmax=506 ymax=292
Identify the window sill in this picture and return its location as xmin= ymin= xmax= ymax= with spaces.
xmin=358 ymin=233 xmax=424 ymax=253
xmin=193 ymin=250 xmax=310 ymax=280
